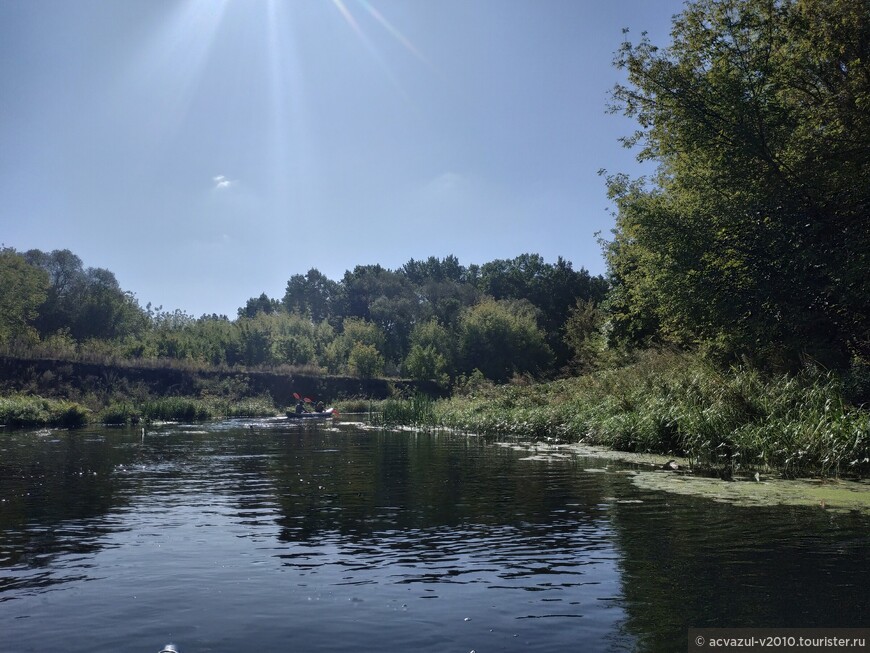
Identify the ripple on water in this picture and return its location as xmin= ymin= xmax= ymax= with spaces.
xmin=3 ymin=424 xmax=866 ymax=653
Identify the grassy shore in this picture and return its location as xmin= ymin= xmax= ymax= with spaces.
xmin=0 ymin=395 xmax=91 ymax=428
xmin=0 ymin=394 xmax=278 ymax=428
xmin=383 ymin=352 xmax=869 ymax=478
xmin=4 ymin=350 xmax=868 ymax=479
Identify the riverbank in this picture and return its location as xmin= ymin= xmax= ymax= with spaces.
xmin=388 ymin=351 xmax=869 ymax=479
xmin=0 ymin=393 xmax=278 ymax=428
xmin=4 ymin=351 xmax=868 ymax=480
xmin=0 ymin=355 xmax=442 ymax=410
xmin=0 ymin=354 xmax=442 ymax=427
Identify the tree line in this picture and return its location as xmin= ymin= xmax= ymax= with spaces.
xmin=0 ymin=248 xmax=607 ymax=383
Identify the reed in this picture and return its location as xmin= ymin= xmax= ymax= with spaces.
xmin=0 ymin=395 xmax=89 ymax=428
xmin=373 ymin=393 xmax=435 ymax=426
xmin=333 ymin=398 xmax=376 ymax=414
xmin=98 ymin=402 xmax=141 ymax=425
xmin=216 ymin=397 xmax=277 ymax=418
xmin=141 ymin=397 xmax=213 ymax=422
xmin=424 ymin=351 xmax=869 ymax=477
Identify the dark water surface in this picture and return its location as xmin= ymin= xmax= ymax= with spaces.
xmin=1 ymin=419 xmax=867 ymax=652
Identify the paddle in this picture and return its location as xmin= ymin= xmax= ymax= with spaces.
xmin=292 ymin=392 xmax=338 ymax=415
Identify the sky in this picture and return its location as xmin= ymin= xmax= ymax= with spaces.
xmin=1 ymin=0 xmax=685 ymax=318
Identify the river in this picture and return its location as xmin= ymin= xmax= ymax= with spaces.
xmin=1 ymin=419 xmax=867 ymax=652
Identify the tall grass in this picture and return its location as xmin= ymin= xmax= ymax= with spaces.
xmin=97 ymin=396 xmax=277 ymax=423
xmin=373 ymin=393 xmax=435 ymax=426
xmin=141 ymin=397 xmax=212 ymax=421
xmin=0 ymin=395 xmax=89 ymax=428
xmin=333 ymin=398 xmax=376 ymax=414
xmin=425 ymin=351 xmax=869 ymax=477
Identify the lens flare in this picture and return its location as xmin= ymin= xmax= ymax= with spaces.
xmin=357 ymin=0 xmax=434 ymax=71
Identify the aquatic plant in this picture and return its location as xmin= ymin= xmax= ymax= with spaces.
xmin=373 ymin=393 xmax=435 ymax=426
xmin=141 ymin=397 xmax=212 ymax=422
xmin=0 ymin=395 xmax=89 ymax=428
xmin=215 ymin=397 xmax=276 ymax=418
xmin=98 ymin=402 xmax=141 ymax=425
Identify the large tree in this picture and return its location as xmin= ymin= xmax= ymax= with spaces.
xmin=0 ymin=248 xmax=49 ymax=346
xmin=23 ymin=248 xmax=147 ymax=342
xmin=282 ymin=268 xmax=339 ymax=323
xmin=459 ymin=299 xmax=553 ymax=382
xmin=605 ymin=0 xmax=870 ymax=367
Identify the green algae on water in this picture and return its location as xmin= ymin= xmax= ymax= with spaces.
xmin=630 ymin=471 xmax=870 ymax=514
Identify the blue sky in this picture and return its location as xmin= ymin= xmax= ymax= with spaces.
xmin=1 ymin=0 xmax=684 ymax=318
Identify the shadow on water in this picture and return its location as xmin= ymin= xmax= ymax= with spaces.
xmin=604 ymin=485 xmax=870 ymax=651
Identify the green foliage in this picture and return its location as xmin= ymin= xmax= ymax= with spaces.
xmin=0 ymin=395 xmax=89 ymax=428
xmin=332 ymin=397 xmax=375 ymax=413
xmin=283 ymin=268 xmax=340 ymax=323
xmin=373 ymin=393 xmax=435 ymax=426
xmin=3 ymin=244 xmax=607 ymax=383
xmin=477 ymin=254 xmax=609 ymax=367
xmin=0 ymin=248 xmax=49 ymax=347
xmin=348 ymin=342 xmax=385 ymax=379
xmin=96 ymin=394 xmax=276 ymax=424
xmin=459 ymin=299 xmax=554 ymax=382
xmin=320 ymin=317 xmax=387 ymax=374
xmin=606 ymin=0 xmax=870 ymax=368
xmin=99 ymin=402 xmax=141 ymax=425
xmin=563 ymin=298 xmax=606 ymax=373
xmin=403 ymin=319 xmax=454 ymax=384
xmin=424 ymin=351 xmax=869 ymax=477
xmin=23 ymin=248 xmax=148 ymax=342
xmin=403 ymin=344 xmax=448 ymax=385
xmin=142 ymin=397 xmax=213 ymax=421
xmin=238 ymin=293 xmax=281 ymax=319
xmin=216 ymin=397 xmax=277 ymax=418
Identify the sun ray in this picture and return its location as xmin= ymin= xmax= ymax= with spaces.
xmin=120 ymin=0 xmax=231 ymax=159
xmin=330 ymin=0 xmax=364 ymax=38
xmin=355 ymin=0 xmax=436 ymax=72
xmin=329 ymin=0 xmax=414 ymax=104
xmin=264 ymin=0 xmax=314 ymax=213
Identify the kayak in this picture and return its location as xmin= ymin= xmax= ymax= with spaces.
xmin=285 ymin=408 xmax=337 ymax=420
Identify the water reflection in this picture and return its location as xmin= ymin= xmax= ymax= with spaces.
xmin=0 ymin=430 xmax=136 ymax=598
xmin=0 ymin=420 xmax=866 ymax=652
xmin=606 ymin=488 xmax=870 ymax=651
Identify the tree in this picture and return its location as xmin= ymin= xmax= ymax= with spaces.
xmin=348 ymin=342 xmax=384 ymax=378
xmin=340 ymin=265 xmax=420 ymax=362
xmin=322 ymin=317 xmax=387 ymax=374
xmin=282 ymin=268 xmax=339 ymax=323
xmin=563 ymin=299 xmax=606 ymax=373
xmin=401 ymin=255 xmax=466 ymax=285
xmin=403 ymin=319 xmax=455 ymax=384
xmin=0 ymin=248 xmax=49 ymax=346
xmin=459 ymin=299 xmax=553 ymax=382
xmin=23 ymin=249 xmax=147 ymax=342
xmin=403 ymin=345 xmax=448 ymax=385
xmin=238 ymin=293 xmax=281 ymax=319
xmin=23 ymin=248 xmax=86 ymax=336
xmin=606 ymin=0 xmax=870 ymax=367
xmin=75 ymin=267 xmax=147 ymax=341
xmin=476 ymin=254 xmax=608 ymax=368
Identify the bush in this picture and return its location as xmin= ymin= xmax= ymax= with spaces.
xmin=0 ymin=395 xmax=89 ymax=428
